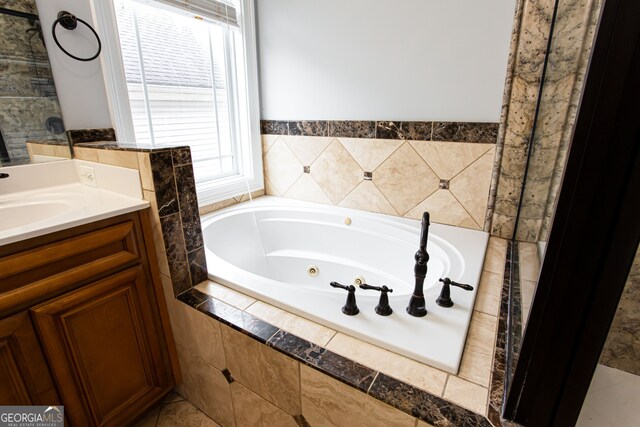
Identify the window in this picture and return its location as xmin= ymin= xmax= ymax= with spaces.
xmin=96 ymin=0 xmax=262 ymax=205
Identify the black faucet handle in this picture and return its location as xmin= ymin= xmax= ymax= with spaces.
xmin=439 ymin=277 xmax=473 ymax=291
xmin=330 ymin=281 xmax=350 ymax=291
xmin=330 ymin=282 xmax=359 ymax=315
xmin=359 ymin=284 xmax=394 ymax=316
xmin=359 ymin=283 xmax=393 ymax=293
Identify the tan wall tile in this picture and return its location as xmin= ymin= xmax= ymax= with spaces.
xmin=176 ymin=345 xmax=235 ymax=427
xmin=310 ymin=139 xmax=363 ymax=204
xmin=411 ymin=141 xmax=493 ymax=180
xmin=338 ymin=137 xmax=403 ymax=172
xmin=284 ymin=174 xmax=332 ymax=205
xmin=405 ymin=190 xmax=480 ymax=230
xmin=483 ymin=237 xmax=508 ymax=274
xmin=264 ymin=139 xmax=302 ymax=194
xmin=230 ymin=383 xmax=298 ymax=427
xmin=221 ymin=325 xmax=300 ymax=415
xmin=325 ymin=333 xmax=447 ymax=396
xmin=73 ymin=146 xmax=99 ymax=162
xmin=281 ymin=136 xmax=332 ymax=165
xmin=156 ymin=399 xmax=221 ymax=427
xmin=443 ymin=376 xmax=488 ymax=415
xmin=300 ymin=365 xmax=415 ymax=427
xmin=96 ymin=149 xmax=140 ymax=169
xmin=338 ymin=180 xmax=397 ymax=216
xmin=168 ymin=298 xmax=226 ymax=370
xmin=450 ymin=148 xmax=495 ymax=225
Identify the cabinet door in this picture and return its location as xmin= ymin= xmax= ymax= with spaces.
xmin=0 ymin=312 xmax=59 ymax=405
xmin=31 ymin=266 xmax=172 ymax=427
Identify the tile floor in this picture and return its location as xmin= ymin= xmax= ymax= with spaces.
xmin=576 ymin=364 xmax=640 ymax=427
xmin=134 ymin=391 xmax=220 ymax=427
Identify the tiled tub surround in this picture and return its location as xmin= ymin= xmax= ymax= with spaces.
xmin=201 ymin=196 xmax=489 ymax=373
xmin=159 ymin=237 xmax=509 ymax=427
xmin=489 ymin=0 xmax=603 ymax=240
xmin=25 ymin=139 xmax=71 ymax=161
xmin=262 ymin=131 xmax=496 ymax=232
xmin=66 ymin=127 xmax=117 ymax=145
xmin=73 ymin=142 xmax=207 ymax=296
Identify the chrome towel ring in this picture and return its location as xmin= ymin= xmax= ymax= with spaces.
xmin=51 ymin=11 xmax=102 ymax=62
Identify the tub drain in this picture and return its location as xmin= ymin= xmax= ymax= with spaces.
xmin=307 ymin=265 xmax=319 ymax=277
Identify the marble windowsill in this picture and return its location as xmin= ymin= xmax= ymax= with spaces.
xmin=176 ymin=236 xmax=509 ymax=426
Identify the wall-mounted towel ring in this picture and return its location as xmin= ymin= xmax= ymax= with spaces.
xmin=51 ymin=11 xmax=102 ymax=62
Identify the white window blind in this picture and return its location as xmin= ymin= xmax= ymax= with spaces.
xmin=113 ymin=0 xmax=242 ymax=183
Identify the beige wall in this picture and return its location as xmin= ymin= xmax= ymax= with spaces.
xmin=262 ymin=135 xmax=495 ymax=231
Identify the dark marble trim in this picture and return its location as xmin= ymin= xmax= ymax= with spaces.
xmin=73 ymin=141 xmax=188 ymax=153
xmin=488 ymin=241 xmax=525 ymax=427
xmin=178 ymin=288 xmax=494 ymax=426
xmin=261 ymin=120 xmax=499 ymax=143
xmin=67 ymin=128 xmax=116 ymax=145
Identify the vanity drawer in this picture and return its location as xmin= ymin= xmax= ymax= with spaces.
xmin=0 ymin=213 xmax=145 ymax=317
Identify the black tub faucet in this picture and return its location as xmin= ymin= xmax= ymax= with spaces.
xmin=407 ymin=212 xmax=430 ymax=317
xmin=359 ymin=283 xmax=393 ymax=316
xmin=330 ymin=281 xmax=359 ymax=315
xmin=436 ymin=277 xmax=474 ymax=307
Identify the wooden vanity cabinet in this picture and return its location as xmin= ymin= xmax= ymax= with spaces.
xmin=0 ymin=210 xmax=180 ymax=427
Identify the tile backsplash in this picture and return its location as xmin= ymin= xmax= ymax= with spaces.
xmin=262 ymin=130 xmax=496 ymax=231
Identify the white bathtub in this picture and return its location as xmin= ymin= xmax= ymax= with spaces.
xmin=201 ymin=196 xmax=489 ymax=373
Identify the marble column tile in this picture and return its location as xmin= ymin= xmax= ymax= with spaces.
xmin=301 ymin=365 xmax=415 ymax=427
xmin=175 ymin=164 xmax=203 ymax=252
xmin=187 ymin=247 xmax=208 ymax=287
xmin=160 ymin=213 xmax=191 ymax=295
xmin=432 ymin=122 xmax=499 ymax=143
xmin=261 ymin=120 xmax=289 ymax=135
xmin=221 ymin=325 xmax=301 ymax=415
xmin=288 ymin=121 xmax=328 ymax=137
xmin=143 ymin=191 xmax=171 ymax=277
xmin=328 ymin=121 xmax=376 ymax=138
xmin=367 ymin=373 xmax=491 ymax=427
xmin=150 ymin=151 xmax=179 ymax=217
xmin=167 ymin=296 xmax=226 ymax=370
xmin=67 ymin=128 xmax=116 ymax=145
xmin=194 ymin=281 xmax=256 ymax=310
xmin=230 ymin=382 xmax=298 ymax=427
xmin=176 ymin=345 xmax=235 ymax=427
xmin=171 ymin=147 xmax=192 ymax=166
xmin=375 ymin=121 xmax=404 ymax=139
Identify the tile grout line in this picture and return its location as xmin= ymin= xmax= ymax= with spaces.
xmin=441 ymin=374 xmax=450 ymax=398
xmin=366 ymin=371 xmax=380 ymax=394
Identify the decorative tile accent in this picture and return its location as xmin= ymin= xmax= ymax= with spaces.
xmin=67 ymin=128 xmax=116 ymax=145
xmin=364 ymin=171 xmax=373 ymax=180
xmin=303 ymin=166 xmax=310 ymax=173
xmin=221 ymin=368 xmax=234 ymax=384
xmin=261 ymin=120 xmax=497 ymax=142
xmin=439 ymin=179 xmax=450 ymax=189
xmin=288 ymin=121 xmax=327 ymax=137
xmin=261 ymin=120 xmax=288 ymax=135
xmin=328 ymin=121 xmax=376 ymax=138
xmin=432 ymin=122 xmax=498 ymax=143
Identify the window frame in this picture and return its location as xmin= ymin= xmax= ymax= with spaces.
xmin=92 ymin=0 xmax=263 ymax=206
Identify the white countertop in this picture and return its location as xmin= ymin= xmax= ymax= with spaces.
xmin=0 ymin=160 xmax=149 ymax=247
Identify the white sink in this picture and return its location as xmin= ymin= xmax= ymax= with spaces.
xmin=0 ymin=201 xmax=74 ymax=231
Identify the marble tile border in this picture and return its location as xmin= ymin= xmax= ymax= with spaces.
xmin=67 ymin=128 xmax=117 ymax=145
xmin=177 ymin=288 xmax=493 ymax=427
xmin=261 ymin=120 xmax=499 ymax=144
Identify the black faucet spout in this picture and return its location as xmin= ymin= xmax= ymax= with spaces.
xmin=407 ymin=212 xmax=430 ymax=317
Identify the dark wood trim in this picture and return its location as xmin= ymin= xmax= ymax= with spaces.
xmin=504 ymin=0 xmax=640 ymax=424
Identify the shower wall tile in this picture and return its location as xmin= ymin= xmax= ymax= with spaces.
xmin=1 ymin=0 xmax=37 ymax=14
xmin=489 ymin=0 xmax=603 ymax=240
xmin=262 ymin=135 xmax=496 ymax=230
